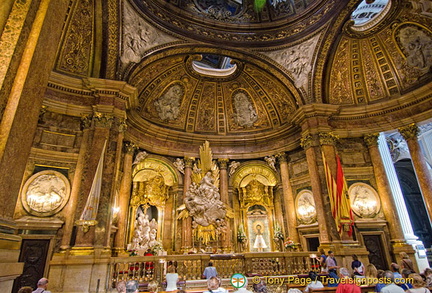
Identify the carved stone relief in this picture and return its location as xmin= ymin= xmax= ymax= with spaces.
xmin=154 ymin=83 xmax=184 ymax=121
xmin=295 ymin=189 xmax=317 ymax=225
xmin=265 ymin=34 xmax=320 ymax=91
xmin=396 ymin=24 xmax=432 ymax=75
xmin=121 ymin=1 xmax=177 ymax=66
xmin=21 ymin=170 xmax=71 ymax=217
xmin=348 ymin=182 xmax=381 ymax=218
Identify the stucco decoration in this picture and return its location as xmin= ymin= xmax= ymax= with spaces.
xmin=154 ymin=83 xmax=184 ymax=121
xmin=295 ymin=190 xmax=317 ymax=225
xmin=396 ymin=24 xmax=432 ymax=75
xmin=232 ymin=90 xmax=258 ymax=127
xmin=121 ymin=1 xmax=176 ymax=66
xmin=348 ymin=182 xmax=381 ymax=218
xmin=265 ymin=33 xmax=320 ymax=91
xmin=21 ymin=170 xmax=71 ymax=217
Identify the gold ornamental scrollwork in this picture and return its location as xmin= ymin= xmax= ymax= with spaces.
xmin=93 ymin=112 xmax=114 ymax=128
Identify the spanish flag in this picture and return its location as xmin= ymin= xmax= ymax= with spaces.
xmin=322 ymin=152 xmax=354 ymax=236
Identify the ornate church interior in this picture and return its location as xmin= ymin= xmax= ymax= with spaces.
xmin=1 ymin=0 xmax=432 ymax=292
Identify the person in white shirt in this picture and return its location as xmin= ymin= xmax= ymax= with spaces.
xmin=305 ymin=271 xmax=324 ymax=292
xmin=202 ymin=262 xmax=218 ymax=279
xmin=407 ymin=273 xmax=431 ymax=293
xmin=165 ymin=265 xmax=179 ymax=291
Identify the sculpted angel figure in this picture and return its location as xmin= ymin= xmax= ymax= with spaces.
xmin=229 ymin=161 xmax=240 ymax=176
xmin=264 ymin=155 xmax=277 ymax=171
xmin=133 ymin=151 xmax=148 ymax=165
xmin=173 ymin=158 xmax=185 ymax=174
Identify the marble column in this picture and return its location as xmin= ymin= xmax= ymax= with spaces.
xmin=364 ymin=134 xmax=406 ymax=243
xmin=399 ymin=124 xmax=432 ymax=223
xmin=60 ymin=115 xmax=92 ymax=250
xmin=218 ymin=159 xmax=232 ymax=252
xmin=181 ymin=157 xmax=194 ymax=251
xmin=276 ymin=153 xmax=300 ymax=244
xmin=0 ymin=0 xmax=70 ymax=220
xmin=301 ymin=134 xmax=332 ymax=244
xmin=377 ymin=133 xmax=418 ymax=242
xmin=113 ymin=141 xmax=137 ymax=252
xmin=73 ymin=113 xmax=112 ymax=249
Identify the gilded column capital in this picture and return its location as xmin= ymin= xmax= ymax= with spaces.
xmin=118 ymin=118 xmax=128 ymax=133
xmin=81 ymin=114 xmax=93 ymax=129
xmin=276 ymin=152 xmax=289 ymax=164
xmin=319 ymin=132 xmax=339 ymax=146
xmin=38 ymin=105 xmax=48 ymax=123
xmin=399 ymin=123 xmax=419 ymax=140
xmin=124 ymin=141 xmax=138 ymax=154
xmin=300 ymin=134 xmax=315 ymax=149
xmin=364 ymin=133 xmax=379 ymax=147
xmin=218 ymin=158 xmax=229 ymax=169
xmin=184 ymin=157 xmax=195 ymax=168
xmin=93 ymin=112 xmax=114 ymax=128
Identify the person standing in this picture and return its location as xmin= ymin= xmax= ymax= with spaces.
xmin=32 ymin=278 xmax=50 ymax=293
xmin=326 ymin=251 xmax=340 ymax=287
xmin=202 ymin=261 xmax=218 ymax=279
xmin=304 ymin=271 xmax=324 ymax=292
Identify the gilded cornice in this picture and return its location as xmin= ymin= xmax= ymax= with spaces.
xmin=45 ymin=72 xmax=138 ymax=117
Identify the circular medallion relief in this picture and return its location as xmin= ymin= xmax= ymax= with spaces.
xmin=295 ymin=190 xmax=317 ymax=225
xmin=348 ymin=182 xmax=380 ymax=218
xmin=21 ymin=170 xmax=71 ymax=217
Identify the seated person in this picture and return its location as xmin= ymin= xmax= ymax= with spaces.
xmin=399 ymin=269 xmax=414 ymax=291
xmin=126 ymin=280 xmax=139 ymax=293
xmin=148 ymin=280 xmax=158 ymax=293
xmin=407 ymin=274 xmax=431 ymax=293
xmin=203 ymin=276 xmax=228 ymax=293
xmin=234 ymin=278 xmax=253 ymax=293
xmin=375 ymin=270 xmax=386 ymax=292
xmin=253 ymin=281 xmax=268 ymax=293
xmin=380 ymin=271 xmax=405 ymax=293
xmin=336 ymin=267 xmax=361 ymax=293
xmin=165 ymin=265 xmax=179 ymax=291
xmin=305 ymin=271 xmax=324 ymax=292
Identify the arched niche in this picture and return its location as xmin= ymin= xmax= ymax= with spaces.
xmin=231 ymin=161 xmax=279 ymax=252
xmin=128 ymin=156 xmax=179 ymax=248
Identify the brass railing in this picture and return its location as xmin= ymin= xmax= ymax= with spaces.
xmin=110 ymin=252 xmax=321 ymax=288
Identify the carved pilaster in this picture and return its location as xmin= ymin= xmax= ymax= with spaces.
xmin=364 ymin=133 xmax=379 ymax=147
xmin=399 ymin=123 xmax=419 ymax=140
xmin=319 ymin=132 xmax=339 ymax=146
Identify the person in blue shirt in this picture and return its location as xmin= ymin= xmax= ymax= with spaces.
xmin=202 ymin=261 xmax=218 ymax=279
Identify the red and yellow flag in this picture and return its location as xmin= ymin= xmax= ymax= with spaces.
xmin=322 ymin=152 xmax=354 ymax=236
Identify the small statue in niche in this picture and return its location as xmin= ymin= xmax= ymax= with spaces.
xmin=133 ymin=151 xmax=148 ymax=165
xmin=127 ymin=208 xmax=163 ymax=255
xmin=264 ymin=155 xmax=277 ymax=171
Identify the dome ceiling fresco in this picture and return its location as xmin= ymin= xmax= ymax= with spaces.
xmin=127 ymin=50 xmax=299 ymax=136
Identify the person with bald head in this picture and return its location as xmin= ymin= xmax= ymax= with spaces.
xmin=32 ymin=278 xmax=51 ymax=293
